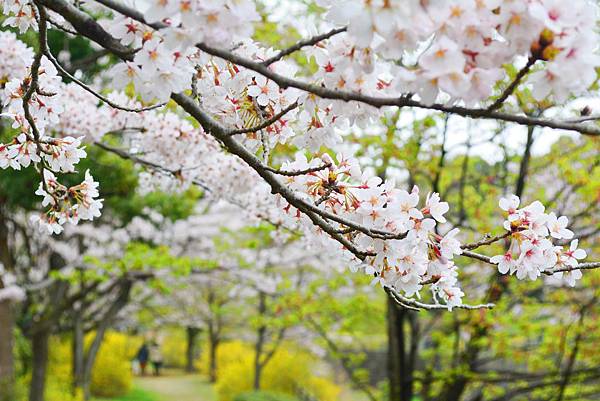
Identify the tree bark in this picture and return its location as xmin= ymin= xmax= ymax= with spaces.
xmin=81 ymin=281 xmax=132 ymax=400
xmin=29 ymin=330 xmax=50 ymax=401
xmin=0 ymin=301 xmax=14 ymax=401
xmin=72 ymin=310 xmax=85 ymax=395
xmin=253 ymin=291 xmax=267 ymax=391
xmin=0 ymin=210 xmax=15 ymax=401
xmin=387 ymin=296 xmax=402 ymax=401
xmin=387 ymin=295 xmax=416 ymax=401
xmin=185 ymin=327 xmax=200 ymax=373
xmin=207 ymin=322 xmax=219 ymax=383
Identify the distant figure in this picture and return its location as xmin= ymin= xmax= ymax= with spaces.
xmin=135 ymin=342 xmax=149 ymax=376
xmin=149 ymin=341 xmax=164 ymax=376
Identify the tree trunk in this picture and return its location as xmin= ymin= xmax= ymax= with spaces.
xmin=207 ymin=324 xmax=219 ymax=383
xmin=0 ymin=301 xmax=14 ymax=401
xmin=387 ymin=296 xmax=402 ymax=401
xmin=185 ymin=327 xmax=200 ymax=373
xmin=81 ymin=281 xmax=132 ymax=400
xmin=253 ymin=327 xmax=265 ymax=390
xmin=72 ymin=310 xmax=85 ymax=395
xmin=253 ymin=291 xmax=267 ymax=391
xmin=387 ymin=295 xmax=416 ymax=401
xmin=29 ymin=331 xmax=50 ymax=401
xmin=208 ymin=336 xmax=218 ymax=383
xmin=0 ymin=210 xmax=15 ymax=401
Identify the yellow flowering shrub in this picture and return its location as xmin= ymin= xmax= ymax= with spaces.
xmin=161 ymin=328 xmax=187 ymax=368
xmin=214 ymin=341 xmax=341 ymax=401
xmin=90 ymin=332 xmax=140 ymax=397
xmin=198 ymin=340 xmax=253 ymax=378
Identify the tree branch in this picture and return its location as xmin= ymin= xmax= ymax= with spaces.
xmin=228 ymin=102 xmax=298 ymax=136
xmin=262 ymin=27 xmax=347 ymax=66
xmin=487 ymin=57 xmax=536 ymax=111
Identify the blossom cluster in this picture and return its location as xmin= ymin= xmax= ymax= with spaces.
xmin=28 ymin=169 xmax=102 ymax=234
xmin=193 ymin=43 xmax=303 ymax=149
xmin=319 ymin=0 xmax=600 ymax=104
xmin=104 ymin=0 xmax=259 ymax=102
xmin=0 ymin=31 xmax=33 ymax=92
xmin=0 ymin=0 xmax=596 ymax=309
xmin=54 ymin=79 xmax=269 ymax=204
xmin=280 ymin=153 xmax=464 ymax=308
xmin=2 ymin=0 xmax=37 ymax=33
xmin=192 ymin=40 xmax=394 ymax=152
xmin=0 ymin=37 xmax=102 ymax=234
xmin=101 ymin=0 xmax=600 ymax=159
xmin=492 ymin=195 xmax=587 ymax=286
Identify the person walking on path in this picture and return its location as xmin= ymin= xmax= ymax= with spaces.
xmin=135 ymin=342 xmax=149 ymax=376
xmin=149 ymin=341 xmax=164 ymax=376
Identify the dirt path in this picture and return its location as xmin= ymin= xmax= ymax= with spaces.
xmin=135 ymin=371 xmax=216 ymax=401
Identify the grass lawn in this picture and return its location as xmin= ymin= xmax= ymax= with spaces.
xmin=93 ymin=370 xmax=215 ymax=401
xmin=92 ymin=386 xmax=158 ymax=401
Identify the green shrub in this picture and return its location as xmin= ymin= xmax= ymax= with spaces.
xmin=234 ymin=390 xmax=301 ymax=401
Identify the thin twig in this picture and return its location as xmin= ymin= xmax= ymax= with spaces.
xmin=487 ymin=57 xmax=536 ymax=111
xmin=262 ymin=27 xmax=347 ymax=66
xmin=228 ymin=102 xmax=298 ymax=135
xmin=385 ymin=287 xmax=495 ymax=311
xmin=43 ymin=45 xmax=165 ymax=113
xmin=94 ymin=141 xmax=212 ymax=192
xmin=461 ymin=231 xmax=512 ymax=250
xmin=265 ymin=162 xmax=331 ymax=177
xmin=461 ymin=250 xmax=600 ymax=275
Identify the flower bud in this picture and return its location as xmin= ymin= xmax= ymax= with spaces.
xmin=539 ymin=28 xmax=555 ymax=47
xmin=541 ymin=45 xmax=560 ymax=61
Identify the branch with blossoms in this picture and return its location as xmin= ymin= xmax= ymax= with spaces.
xmin=82 ymin=0 xmax=600 ymax=137
xmin=5 ymin=0 xmax=600 ymax=310
xmin=1 ymin=6 xmax=103 ymax=234
xmin=42 ymin=44 xmax=167 ymax=113
xmin=93 ymin=141 xmax=214 ymax=192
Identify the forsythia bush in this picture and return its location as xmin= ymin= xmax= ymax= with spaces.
xmin=198 ymin=340 xmax=250 ymax=377
xmin=161 ymin=328 xmax=187 ymax=368
xmin=90 ymin=332 xmax=139 ymax=397
xmin=214 ymin=341 xmax=341 ymax=401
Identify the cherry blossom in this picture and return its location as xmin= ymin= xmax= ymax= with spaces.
xmin=0 ymin=0 xmax=597 ymax=312
xmin=491 ymin=195 xmax=588 ymax=286
xmin=546 ymin=213 xmax=574 ymax=240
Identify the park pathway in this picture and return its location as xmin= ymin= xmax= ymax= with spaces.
xmin=135 ymin=371 xmax=216 ymax=401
